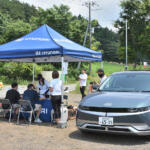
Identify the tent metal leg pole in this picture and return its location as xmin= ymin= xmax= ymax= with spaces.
xmin=32 ymin=63 xmax=35 ymax=83
xmin=101 ymin=61 xmax=103 ymax=69
xmin=61 ymin=56 xmax=64 ymax=104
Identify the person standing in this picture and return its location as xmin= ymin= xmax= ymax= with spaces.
xmin=37 ymin=74 xmax=50 ymax=98
xmin=49 ymin=71 xmax=62 ymax=124
xmin=79 ymin=69 xmax=87 ymax=99
xmin=88 ymin=69 xmax=107 ymax=93
xmin=97 ymin=69 xmax=107 ymax=85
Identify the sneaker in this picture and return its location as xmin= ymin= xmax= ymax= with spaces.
xmin=34 ymin=118 xmax=42 ymax=123
xmin=51 ymin=120 xmax=57 ymax=125
xmin=28 ymin=118 xmax=31 ymax=122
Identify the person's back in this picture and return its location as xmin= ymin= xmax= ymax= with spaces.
xmin=23 ymin=84 xmax=42 ymax=123
xmin=5 ymin=83 xmax=20 ymax=104
xmin=50 ymin=78 xmax=62 ymax=96
xmin=23 ymin=86 xmax=39 ymax=106
xmin=50 ymin=70 xmax=62 ymax=124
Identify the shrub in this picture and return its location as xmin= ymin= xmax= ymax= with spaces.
xmin=67 ymin=68 xmax=80 ymax=81
xmin=0 ymin=63 xmax=42 ymax=84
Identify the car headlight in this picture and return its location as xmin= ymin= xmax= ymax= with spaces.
xmin=128 ymin=106 xmax=150 ymax=113
xmin=79 ymin=105 xmax=90 ymax=111
xmin=128 ymin=108 xmax=139 ymax=113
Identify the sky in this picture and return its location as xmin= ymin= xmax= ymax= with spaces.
xmin=19 ymin=0 xmax=122 ymax=31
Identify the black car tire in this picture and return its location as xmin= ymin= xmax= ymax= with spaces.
xmin=79 ymin=129 xmax=90 ymax=134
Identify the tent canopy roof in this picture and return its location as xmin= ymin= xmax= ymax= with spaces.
xmin=0 ymin=24 xmax=102 ymax=62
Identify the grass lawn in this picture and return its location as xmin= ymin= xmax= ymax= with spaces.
xmin=91 ymin=61 xmax=124 ymax=77
xmin=91 ymin=61 xmax=149 ymax=76
xmin=73 ymin=61 xmax=150 ymax=94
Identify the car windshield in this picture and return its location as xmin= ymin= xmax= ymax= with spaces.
xmin=100 ymin=73 xmax=150 ymax=92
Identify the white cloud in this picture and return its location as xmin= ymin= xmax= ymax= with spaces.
xmin=19 ymin=0 xmax=122 ymax=30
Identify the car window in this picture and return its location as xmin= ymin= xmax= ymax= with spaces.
xmin=100 ymin=73 xmax=150 ymax=92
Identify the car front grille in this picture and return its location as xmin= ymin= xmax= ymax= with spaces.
xmin=108 ymin=127 xmax=130 ymax=132
xmin=79 ymin=106 xmax=130 ymax=112
xmin=86 ymin=126 xmax=105 ymax=130
xmin=79 ymin=106 xmax=150 ymax=113
xmin=85 ymin=126 xmax=131 ymax=132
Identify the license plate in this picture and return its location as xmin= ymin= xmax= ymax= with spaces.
xmin=99 ymin=117 xmax=113 ymax=126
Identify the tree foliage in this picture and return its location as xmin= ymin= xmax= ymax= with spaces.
xmin=0 ymin=0 xmax=38 ymax=21
xmin=0 ymin=0 xmax=119 ymax=83
xmin=115 ymin=0 xmax=150 ymax=64
xmin=1 ymin=19 xmax=32 ymax=44
xmin=94 ymin=27 xmax=119 ymax=62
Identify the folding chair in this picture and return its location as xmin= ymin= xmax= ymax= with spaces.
xmin=0 ymin=99 xmax=12 ymax=122
xmin=17 ymin=100 xmax=35 ymax=125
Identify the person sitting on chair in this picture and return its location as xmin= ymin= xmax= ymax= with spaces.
xmin=36 ymin=74 xmax=50 ymax=98
xmin=23 ymin=84 xmax=44 ymax=123
xmin=5 ymin=82 xmax=21 ymax=118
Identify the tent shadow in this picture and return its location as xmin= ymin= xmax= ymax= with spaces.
xmin=69 ymin=130 xmax=150 ymax=146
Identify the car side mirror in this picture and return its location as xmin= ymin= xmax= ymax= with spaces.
xmin=96 ymin=88 xmax=101 ymax=92
xmin=64 ymin=95 xmax=68 ymax=100
xmin=92 ymin=85 xmax=99 ymax=90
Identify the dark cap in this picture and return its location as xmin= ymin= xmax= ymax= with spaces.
xmin=37 ymin=74 xmax=43 ymax=80
xmin=97 ymin=69 xmax=104 ymax=73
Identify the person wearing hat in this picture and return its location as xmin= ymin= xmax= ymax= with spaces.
xmin=97 ymin=69 xmax=107 ymax=85
xmin=88 ymin=69 xmax=107 ymax=93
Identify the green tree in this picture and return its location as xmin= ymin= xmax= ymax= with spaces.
xmin=0 ymin=62 xmax=42 ymax=83
xmin=69 ymin=15 xmax=88 ymax=44
xmin=0 ymin=12 xmax=11 ymax=44
xmin=94 ymin=27 xmax=119 ymax=62
xmin=30 ymin=5 xmax=72 ymax=38
xmin=115 ymin=0 xmax=150 ymax=65
xmin=0 ymin=0 xmax=38 ymax=21
xmin=1 ymin=20 xmax=32 ymax=43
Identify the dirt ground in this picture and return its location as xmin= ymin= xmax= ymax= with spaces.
xmin=1 ymin=94 xmax=150 ymax=150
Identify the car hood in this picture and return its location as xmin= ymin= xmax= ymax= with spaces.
xmin=80 ymin=92 xmax=150 ymax=108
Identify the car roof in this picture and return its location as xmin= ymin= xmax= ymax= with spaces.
xmin=111 ymin=71 xmax=150 ymax=76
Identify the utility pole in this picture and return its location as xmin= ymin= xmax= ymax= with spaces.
xmin=89 ymin=1 xmax=92 ymax=75
xmin=77 ymin=0 xmax=99 ymax=72
xmin=77 ymin=23 xmax=89 ymax=69
xmin=88 ymin=0 xmax=99 ymax=75
xmin=125 ymin=19 xmax=128 ymax=70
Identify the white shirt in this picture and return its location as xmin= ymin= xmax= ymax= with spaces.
xmin=50 ymin=79 xmax=62 ymax=96
xmin=37 ymin=79 xmax=50 ymax=96
xmin=79 ymin=73 xmax=87 ymax=86
xmin=100 ymin=75 xmax=107 ymax=85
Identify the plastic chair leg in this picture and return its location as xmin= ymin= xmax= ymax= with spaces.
xmin=17 ymin=110 xmax=20 ymax=124
xmin=29 ymin=112 xmax=32 ymax=125
xmin=3 ymin=110 xmax=6 ymax=118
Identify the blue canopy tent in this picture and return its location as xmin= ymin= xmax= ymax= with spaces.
xmin=0 ymin=24 xmax=102 ymax=62
xmin=0 ymin=24 xmax=102 ymax=102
